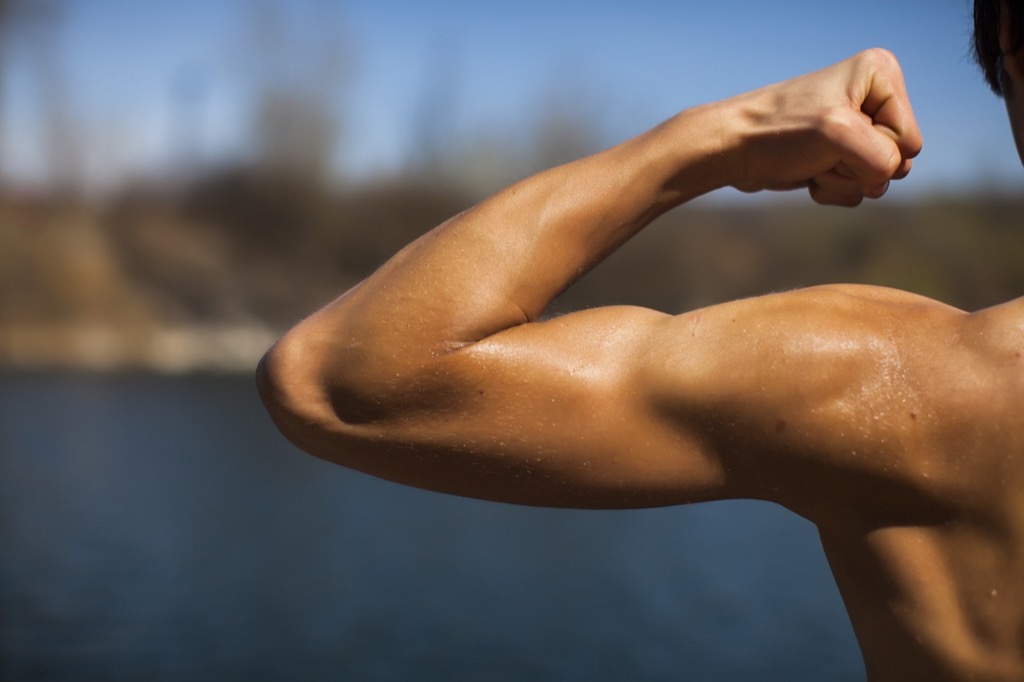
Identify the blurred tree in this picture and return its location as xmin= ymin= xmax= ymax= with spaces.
xmin=0 ymin=0 xmax=21 ymax=188
xmin=0 ymin=0 xmax=77 ymax=196
xmin=528 ymin=79 xmax=606 ymax=171
xmin=0 ymin=0 xmax=6 ymax=179
xmin=168 ymin=0 xmax=354 ymax=276
xmin=251 ymin=86 xmax=337 ymax=183
xmin=237 ymin=0 xmax=350 ymax=185
xmin=408 ymin=40 xmax=462 ymax=177
xmin=169 ymin=63 xmax=210 ymax=181
xmin=34 ymin=2 xmax=78 ymax=197
xmin=0 ymin=0 xmax=17 ymax=186
xmin=406 ymin=55 xmax=608 ymax=195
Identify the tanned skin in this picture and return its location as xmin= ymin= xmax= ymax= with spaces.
xmin=258 ymin=45 xmax=1024 ymax=681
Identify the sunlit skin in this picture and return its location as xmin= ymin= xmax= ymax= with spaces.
xmin=258 ymin=41 xmax=1024 ymax=682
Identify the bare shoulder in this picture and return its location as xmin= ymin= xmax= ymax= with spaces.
xmin=647 ymin=283 xmax=971 ymax=411
xmin=967 ymin=294 xmax=1024 ymax=366
xmin=794 ymin=291 xmax=1024 ymax=680
xmin=643 ymin=283 xmax=1015 ymax=521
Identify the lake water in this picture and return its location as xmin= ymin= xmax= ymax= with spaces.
xmin=0 ymin=373 xmax=864 ymax=681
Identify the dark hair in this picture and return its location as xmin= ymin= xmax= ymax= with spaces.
xmin=974 ymin=0 xmax=1024 ymax=95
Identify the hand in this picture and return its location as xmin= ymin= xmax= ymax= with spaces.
xmin=729 ymin=49 xmax=923 ymax=206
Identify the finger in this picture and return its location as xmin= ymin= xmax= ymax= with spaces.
xmin=822 ymin=108 xmax=904 ymax=188
xmin=868 ymin=180 xmax=891 ymax=198
xmin=808 ymin=180 xmax=866 ymax=207
xmin=765 ymin=180 xmax=812 ymax=193
xmin=890 ymin=157 xmax=913 ymax=180
xmin=838 ymin=145 xmax=912 ymax=185
xmin=813 ymin=168 xmax=865 ymax=195
xmin=815 ymin=167 xmax=890 ymax=199
xmin=834 ymin=162 xmax=857 ymax=179
xmin=853 ymin=49 xmax=924 ymax=161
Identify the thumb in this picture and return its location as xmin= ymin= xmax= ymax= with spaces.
xmin=851 ymin=49 xmax=924 ymax=168
xmin=826 ymin=107 xmax=906 ymax=191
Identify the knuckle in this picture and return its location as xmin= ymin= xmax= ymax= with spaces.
xmin=857 ymin=47 xmax=899 ymax=71
xmin=817 ymin=106 xmax=856 ymax=136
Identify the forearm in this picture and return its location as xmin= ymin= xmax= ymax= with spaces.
xmin=308 ymin=104 xmax=737 ymax=370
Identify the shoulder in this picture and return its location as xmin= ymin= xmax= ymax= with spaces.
xmin=965 ymin=295 xmax=1024 ymax=367
xmin=643 ymin=284 xmax=993 ymax=519
xmin=645 ymin=284 xmax=968 ymax=406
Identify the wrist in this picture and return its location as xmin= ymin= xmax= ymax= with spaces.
xmin=646 ymin=98 xmax=754 ymax=202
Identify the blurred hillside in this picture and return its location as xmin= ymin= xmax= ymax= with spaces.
xmin=0 ymin=177 xmax=1022 ymax=371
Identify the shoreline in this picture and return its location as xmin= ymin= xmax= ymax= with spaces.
xmin=0 ymin=324 xmax=279 ymax=374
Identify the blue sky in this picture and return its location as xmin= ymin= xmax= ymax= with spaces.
xmin=2 ymin=0 xmax=1021 ymax=198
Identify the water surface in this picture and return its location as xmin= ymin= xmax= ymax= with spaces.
xmin=0 ymin=373 xmax=863 ymax=681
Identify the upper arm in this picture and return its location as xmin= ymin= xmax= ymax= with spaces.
xmin=259 ymin=302 xmax=740 ymax=509
xmin=259 ymin=284 xmax=970 ymax=515
xmin=415 ymin=305 xmax=734 ymax=508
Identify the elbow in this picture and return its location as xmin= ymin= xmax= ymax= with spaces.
xmin=255 ymin=327 xmax=346 ymax=454
xmin=255 ymin=321 xmax=421 ymax=455
xmin=257 ymin=324 xmax=481 ymax=494
xmin=254 ymin=340 xmax=297 ymax=429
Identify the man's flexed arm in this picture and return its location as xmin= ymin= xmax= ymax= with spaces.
xmin=256 ymin=49 xmax=922 ymax=506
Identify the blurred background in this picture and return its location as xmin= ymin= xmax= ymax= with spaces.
xmin=0 ymin=0 xmax=1021 ymax=680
